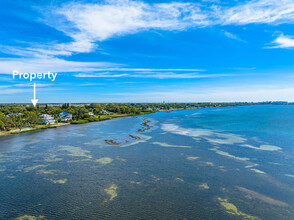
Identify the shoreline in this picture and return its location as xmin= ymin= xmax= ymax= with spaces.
xmin=0 ymin=104 xmax=259 ymax=138
xmin=0 ymin=123 xmax=69 ymax=138
xmin=0 ymin=113 xmax=143 ymax=138
xmin=0 ymin=113 xmax=148 ymax=138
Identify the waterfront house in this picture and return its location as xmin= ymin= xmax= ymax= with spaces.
xmin=86 ymin=112 xmax=95 ymax=116
xmin=58 ymin=112 xmax=72 ymax=121
xmin=39 ymin=114 xmax=56 ymax=125
xmin=100 ymin=110 xmax=109 ymax=115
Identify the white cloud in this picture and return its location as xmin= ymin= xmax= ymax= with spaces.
xmin=0 ymin=45 xmax=72 ymax=57
xmin=30 ymin=0 xmax=210 ymax=57
xmin=56 ymin=1 xmax=208 ymax=41
xmin=0 ymin=83 xmax=56 ymax=95
xmin=222 ymin=30 xmax=246 ymax=42
xmin=0 ymin=56 xmax=205 ymax=75
xmin=223 ymin=31 xmax=239 ymax=39
xmin=226 ymin=67 xmax=256 ymax=70
xmin=74 ymin=72 xmax=231 ymax=79
xmin=105 ymin=85 xmax=294 ymax=102
xmin=0 ymin=87 xmax=64 ymax=95
xmin=2 ymin=0 xmax=293 ymax=60
xmin=41 ymin=0 xmax=294 ymax=56
xmin=0 ymin=85 xmax=10 ymax=89
xmin=268 ymin=34 xmax=294 ymax=48
xmin=218 ymin=0 xmax=294 ymax=25
xmin=77 ymin=68 xmax=204 ymax=72
xmin=55 ymin=33 xmax=96 ymax=54
xmin=53 ymin=0 xmax=294 ymax=41
xmin=0 ymin=58 xmax=206 ymax=75
xmin=1 ymin=0 xmax=294 ymax=70
xmin=13 ymin=83 xmax=52 ymax=87
xmin=75 ymin=73 xmax=129 ymax=78
xmin=0 ymin=88 xmax=31 ymax=95
xmin=0 ymin=57 xmax=116 ymax=74
xmin=55 ymin=0 xmax=294 ymax=43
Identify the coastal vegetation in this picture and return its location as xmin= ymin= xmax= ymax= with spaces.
xmin=0 ymin=102 xmax=280 ymax=135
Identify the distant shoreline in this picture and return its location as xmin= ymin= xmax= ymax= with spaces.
xmin=0 ymin=104 xmax=277 ymax=138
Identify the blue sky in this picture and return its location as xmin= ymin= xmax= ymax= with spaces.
xmin=0 ymin=0 xmax=294 ymax=103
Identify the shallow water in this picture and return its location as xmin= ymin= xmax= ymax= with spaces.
xmin=1 ymin=106 xmax=294 ymax=219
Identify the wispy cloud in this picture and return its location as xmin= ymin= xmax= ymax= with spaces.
xmin=0 ymin=0 xmax=292 ymax=71
xmin=12 ymin=83 xmax=52 ymax=87
xmin=0 ymin=85 xmax=64 ymax=95
xmin=218 ymin=0 xmax=294 ymax=25
xmin=5 ymin=0 xmax=289 ymax=60
xmin=105 ymin=85 xmax=294 ymax=102
xmin=0 ymin=57 xmax=203 ymax=75
xmin=83 ymin=68 xmax=204 ymax=72
xmin=0 ymin=85 xmax=11 ymax=89
xmin=75 ymin=73 xmax=129 ymax=78
xmin=0 ymin=57 xmax=116 ymax=74
xmin=226 ymin=67 xmax=256 ymax=70
xmin=43 ymin=0 xmax=294 ymax=55
xmin=54 ymin=1 xmax=209 ymax=41
xmin=54 ymin=0 xmax=294 ymax=41
xmin=0 ymin=88 xmax=31 ymax=95
xmin=267 ymin=34 xmax=294 ymax=48
xmin=222 ymin=30 xmax=246 ymax=42
xmin=74 ymin=72 xmax=232 ymax=79
xmin=79 ymin=83 xmax=106 ymax=86
xmin=1 ymin=0 xmax=293 ymax=76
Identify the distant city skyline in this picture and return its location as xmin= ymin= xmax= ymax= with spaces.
xmin=1 ymin=0 xmax=294 ymax=103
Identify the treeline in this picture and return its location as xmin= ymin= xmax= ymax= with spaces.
xmin=0 ymin=102 xmax=263 ymax=131
xmin=0 ymin=112 xmax=39 ymax=131
xmin=0 ymin=103 xmax=144 ymax=131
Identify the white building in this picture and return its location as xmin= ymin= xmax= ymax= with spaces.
xmin=86 ymin=112 xmax=95 ymax=116
xmin=39 ymin=114 xmax=56 ymax=125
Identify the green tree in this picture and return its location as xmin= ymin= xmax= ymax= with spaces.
xmin=0 ymin=119 xmax=5 ymax=130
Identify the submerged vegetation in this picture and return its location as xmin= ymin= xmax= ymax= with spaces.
xmin=209 ymin=147 xmax=250 ymax=161
xmin=217 ymin=197 xmax=260 ymax=220
xmin=186 ymin=156 xmax=200 ymax=160
xmin=16 ymin=215 xmax=45 ymax=220
xmin=0 ymin=105 xmax=293 ymax=219
xmin=58 ymin=145 xmax=92 ymax=158
xmin=151 ymin=142 xmax=191 ymax=148
xmin=95 ymin=157 xmax=113 ymax=165
xmin=104 ymin=184 xmax=118 ymax=201
xmin=175 ymin=177 xmax=184 ymax=182
xmin=250 ymin=168 xmax=266 ymax=174
xmin=48 ymin=178 xmax=67 ymax=184
xmin=199 ymin=183 xmax=209 ymax=190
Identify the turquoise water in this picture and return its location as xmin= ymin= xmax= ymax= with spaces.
xmin=1 ymin=105 xmax=294 ymax=219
